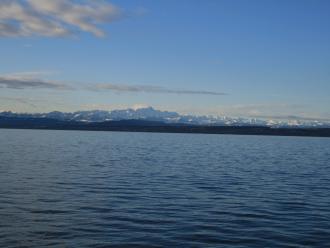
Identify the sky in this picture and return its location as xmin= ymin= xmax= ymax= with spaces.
xmin=0 ymin=0 xmax=329 ymax=119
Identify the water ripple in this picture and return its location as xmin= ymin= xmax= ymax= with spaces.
xmin=1 ymin=130 xmax=330 ymax=247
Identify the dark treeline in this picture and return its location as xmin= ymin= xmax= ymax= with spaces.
xmin=0 ymin=116 xmax=330 ymax=137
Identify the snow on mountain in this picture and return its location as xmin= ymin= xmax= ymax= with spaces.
xmin=0 ymin=107 xmax=329 ymax=128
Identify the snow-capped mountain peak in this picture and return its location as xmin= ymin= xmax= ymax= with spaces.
xmin=0 ymin=107 xmax=329 ymax=128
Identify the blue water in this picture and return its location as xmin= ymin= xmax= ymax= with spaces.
xmin=0 ymin=129 xmax=330 ymax=247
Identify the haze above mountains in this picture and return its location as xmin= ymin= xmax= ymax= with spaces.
xmin=1 ymin=107 xmax=329 ymax=128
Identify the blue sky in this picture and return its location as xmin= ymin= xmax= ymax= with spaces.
xmin=0 ymin=0 xmax=329 ymax=119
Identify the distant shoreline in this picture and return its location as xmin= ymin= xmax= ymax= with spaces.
xmin=1 ymin=117 xmax=330 ymax=138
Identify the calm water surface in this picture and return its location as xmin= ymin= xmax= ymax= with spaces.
xmin=0 ymin=129 xmax=330 ymax=247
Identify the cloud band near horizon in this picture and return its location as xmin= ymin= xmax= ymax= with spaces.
xmin=0 ymin=73 xmax=225 ymax=96
xmin=92 ymin=84 xmax=226 ymax=96
xmin=0 ymin=75 xmax=70 ymax=90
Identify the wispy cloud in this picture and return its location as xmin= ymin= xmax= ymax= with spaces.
xmin=0 ymin=72 xmax=225 ymax=96
xmin=0 ymin=73 xmax=71 ymax=90
xmin=211 ymin=103 xmax=326 ymax=119
xmin=92 ymin=83 xmax=226 ymax=96
xmin=0 ymin=0 xmax=122 ymax=37
xmin=0 ymin=96 xmax=37 ymax=108
xmin=250 ymin=114 xmax=330 ymax=122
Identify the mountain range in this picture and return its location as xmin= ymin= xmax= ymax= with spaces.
xmin=0 ymin=107 xmax=329 ymax=128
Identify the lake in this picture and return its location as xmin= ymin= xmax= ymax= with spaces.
xmin=0 ymin=129 xmax=330 ymax=247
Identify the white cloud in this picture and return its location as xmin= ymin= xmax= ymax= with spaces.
xmin=0 ymin=0 xmax=122 ymax=37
